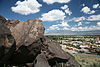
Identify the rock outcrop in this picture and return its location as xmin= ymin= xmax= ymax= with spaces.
xmin=0 ymin=16 xmax=81 ymax=67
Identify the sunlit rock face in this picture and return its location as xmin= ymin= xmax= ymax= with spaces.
xmin=9 ymin=19 xmax=44 ymax=48
xmin=0 ymin=16 xmax=81 ymax=67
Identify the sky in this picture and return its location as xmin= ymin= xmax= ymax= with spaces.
xmin=0 ymin=0 xmax=100 ymax=35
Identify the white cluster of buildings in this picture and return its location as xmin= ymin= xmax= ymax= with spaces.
xmin=59 ymin=37 xmax=100 ymax=54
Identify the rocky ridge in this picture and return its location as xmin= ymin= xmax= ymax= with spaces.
xmin=0 ymin=16 xmax=81 ymax=67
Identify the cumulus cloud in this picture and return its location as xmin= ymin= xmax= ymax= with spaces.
xmin=48 ymin=24 xmax=100 ymax=31
xmin=47 ymin=18 xmax=100 ymax=31
xmin=70 ymin=15 xmax=100 ymax=22
xmin=81 ymin=6 xmax=95 ymax=14
xmin=61 ymin=5 xmax=72 ymax=15
xmin=81 ymin=6 xmax=90 ymax=13
xmin=70 ymin=16 xmax=86 ymax=22
xmin=43 ymin=0 xmax=70 ymax=4
xmin=61 ymin=5 xmax=68 ymax=10
xmin=65 ymin=9 xmax=72 ymax=15
xmin=48 ymin=20 xmax=100 ymax=31
xmin=48 ymin=21 xmax=69 ymax=30
xmin=87 ymin=14 xmax=100 ymax=21
xmin=93 ymin=4 xmax=100 ymax=8
xmin=97 ymin=22 xmax=100 ymax=26
xmin=48 ymin=25 xmax=60 ymax=30
xmin=58 ymin=21 xmax=70 ymax=27
xmin=71 ymin=25 xmax=100 ymax=31
xmin=78 ymin=22 xmax=82 ymax=26
xmin=41 ymin=9 xmax=66 ymax=21
xmin=11 ymin=0 xmax=42 ymax=15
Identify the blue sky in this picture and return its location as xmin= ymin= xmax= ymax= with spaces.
xmin=0 ymin=0 xmax=100 ymax=34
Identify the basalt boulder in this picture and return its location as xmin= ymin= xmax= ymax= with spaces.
xmin=0 ymin=16 xmax=81 ymax=67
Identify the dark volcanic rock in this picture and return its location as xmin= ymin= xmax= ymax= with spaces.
xmin=34 ymin=52 xmax=50 ymax=67
xmin=0 ymin=16 xmax=81 ymax=67
xmin=35 ymin=37 xmax=80 ymax=67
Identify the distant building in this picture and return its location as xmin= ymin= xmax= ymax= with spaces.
xmin=80 ymin=45 xmax=90 ymax=49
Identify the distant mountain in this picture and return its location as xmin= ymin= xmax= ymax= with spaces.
xmin=45 ymin=30 xmax=100 ymax=35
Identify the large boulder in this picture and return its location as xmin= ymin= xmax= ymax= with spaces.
xmin=0 ymin=16 xmax=81 ymax=67
xmin=7 ymin=19 xmax=44 ymax=48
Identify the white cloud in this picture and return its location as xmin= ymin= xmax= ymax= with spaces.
xmin=47 ymin=14 xmax=100 ymax=31
xmin=48 ymin=25 xmax=60 ymax=30
xmin=78 ymin=22 xmax=82 ymax=26
xmin=61 ymin=5 xmax=72 ymax=15
xmin=75 ymin=17 xmax=86 ymax=22
xmin=70 ymin=25 xmax=100 ymax=31
xmin=48 ymin=21 xmax=69 ymax=30
xmin=71 ymin=27 xmax=87 ymax=31
xmin=48 ymin=22 xmax=100 ymax=31
xmin=90 ymin=10 xmax=95 ymax=14
xmin=82 ymin=4 xmax=85 ymax=7
xmin=65 ymin=9 xmax=72 ymax=15
xmin=81 ymin=6 xmax=90 ymax=13
xmin=87 ymin=14 xmax=100 ymax=21
xmin=59 ymin=21 xmax=70 ymax=27
xmin=81 ymin=6 xmax=95 ymax=14
xmin=61 ymin=5 xmax=68 ymax=10
xmin=41 ymin=9 xmax=66 ymax=21
xmin=93 ymin=4 xmax=100 ymax=8
xmin=48 ymin=24 xmax=100 ymax=31
xmin=70 ymin=15 xmax=100 ymax=22
xmin=11 ymin=0 xmax=42 ymax=15
xmin=71 ymin=16 xmax=86 ymax=22
xmin=62 ymin=27 xmax=70 ymax=30
xmin=85 ymin=22 xmax=91 ymax=24
xmin=97 ymin=22 xmax=100 ymax=26
xmin=43 ymin=0 xmax=70 ymax=4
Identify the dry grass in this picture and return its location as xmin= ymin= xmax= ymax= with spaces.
xmin=73 ymin=54 xmax=100 ymax=67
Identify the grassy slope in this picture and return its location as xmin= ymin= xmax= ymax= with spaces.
xmin=73 ymin=54 xmax=100 ymax=67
